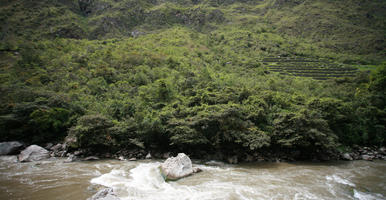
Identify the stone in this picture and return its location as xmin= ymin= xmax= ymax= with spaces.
xmin=83 ymin=156 xmax=99 ymax=161
xmin=45 ymin=143 xmax=54 ymax=150
xmin=65 ymin=154 xmax=78 ymax=163
xmin=50 ymin=143 xmax=63 ymax=152
xmin=0 ymin=141 xmax=23 ymax=155
xmin=74 ymin=150 xmax=82 ymax=156
xmin=145 ymin=152 xmax=152 ymax=159
xmin=18 ymin=145 xmax=50 ymax=162
xmin=87 ymin=188 xmax=120 ymax=200
xmin=379 ymin=147 xmax=386 ymax=155
xmin=160 ymin=153 xmax=195 ymax=181
xmin=128 ymin=158 xmax=136 ymax=161
xmin=342 ymin=153 xmax=353 ymax=161
xmin=361 ymin=155 xmax=373 ymax=161
xmin=118 ymin=156 xmax=126 ymax=161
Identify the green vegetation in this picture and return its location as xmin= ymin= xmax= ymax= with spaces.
xmin=0 ymin=0 xmax=385 ymax=160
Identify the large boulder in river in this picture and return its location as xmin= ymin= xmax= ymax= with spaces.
xmin=18 ymin=145 xmax=50 ymax=162
xmin=160 ymin=153 xmax=199 ymax=181
xmin=0 ymin=141 xmax=23 ymax=155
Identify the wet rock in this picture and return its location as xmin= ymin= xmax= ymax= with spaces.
xmin=128 ymin=158 xmax=136 ymax=161
xmin=361 ymin=155 xmax=373 ymax=161
xmin=379 ymin=147 xmax=386 ymax=155
xmin=45 ymin=143 xmax=54 ymax=150
xmin=342 ymin=153 xmax=353 ymax=161
xmin=50 ymin=143 xmax=63 ymax=152
xmin=118 ymin=156 xmax=126 ymax=161
xmin=18 ymin=145 xmax=50 ymax=162
xmin=74 ymin=150 xmax=83 ymax=156
xmin=160 ymin=153 xmax=195 ymax=181
xmin=87 ymin=187 xmax=120 ymax=200
xmin=227 ymin=155 xmax=238 ymax=164
xmin=84 ymin=156 xmax=99 ymax=161
xmin=145 ymin=152 xmax=152 ymax=159
xmin=65 ymin=154 xmax=78 ymax=163
xmin=0 ymin=141 xmax=23 ymax=155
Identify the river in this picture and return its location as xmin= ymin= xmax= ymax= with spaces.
xmin=0 ymin=156 xmax=385 ymax=200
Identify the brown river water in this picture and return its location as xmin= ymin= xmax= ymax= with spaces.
xmin=0 ymin=156 xmax=385 ymax=200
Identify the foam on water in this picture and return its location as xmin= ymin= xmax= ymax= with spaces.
xmin=353 ymin=189 xmax=385 ymax=200
xmin=90 ymin=162 xmax=257 ymax=200
xmin=326 ymin=174 xmax=356 ymax=187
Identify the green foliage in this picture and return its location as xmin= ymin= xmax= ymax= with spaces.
xmin=0 ymin=0 xmax=385 ymax=159
xmin=69 ymin=114 xmax=115 ymax=150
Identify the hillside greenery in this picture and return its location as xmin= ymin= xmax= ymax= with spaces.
xmin=0 ymin=0 xmax=385 ymax=160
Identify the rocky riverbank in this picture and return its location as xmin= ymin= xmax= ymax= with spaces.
xmin=1 ymin=141 xmax=386 ymax=164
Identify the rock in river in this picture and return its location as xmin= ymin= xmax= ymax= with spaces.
xmin=87 ymin=188 xmax=120 ymax=200
xmin=0 ymin=141 xmax=23 ymax=155
xmin=18 ymin=145 xmax=50 ymax=162
xmin=160 ymin=153 xmax=201 ymax=181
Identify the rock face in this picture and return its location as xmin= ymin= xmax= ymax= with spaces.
xmin=342 ymin=153 xmax=353 ymax=161
xmin=160 ymin=153 xmax=195 ymax=181
xmin=18 ymin=145 xmax=50 ymax=162
xmin=0 ymin=141 xmax=23 ymax=155
xmin=87 ymin=188 xmax=120 ymax=200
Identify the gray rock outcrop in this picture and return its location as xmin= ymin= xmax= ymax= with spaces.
xmin=18 ymin=145 xmax=50 ymax=162
xmin=342 ymin=153 xmax=353 ymax=161
xmin=160 ymin=153 xmax=200 ymax=181
xmin=0 ymin=141 xmax=23 ymax=155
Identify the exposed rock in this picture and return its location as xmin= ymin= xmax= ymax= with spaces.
xmin=129 ymin=158 xmax=137 ymax=161
xmin=65 ymin=154 xmax=78 ymax=163
xmin=342 ymin=153 xmax=353 ymax=161
xmin=227 ymin=155 xmax=238 ymax=164
xmin=74 ymin=150 xmax=83 ymax=156
xmin=145 ymin=152 xmax=152 ymax=159
xmin=84 ymin=156 xmax=100 ymax=161
xmin=379 ymin=147 xmax=386 ymax=155
xmin=118 ymin=156 xmax=126 ymax=161
xmin=361 ymin=155 xmax=373 ymax=161
xmin=87 ymin=188 xmax=120 ymax=200
xmin=160 ymin=153 xmax=195 ymax=181
xmin=45 ymin=143 xmax=54 ymax=150
xmin=0 ymin=141 xmax=23 ymax=155
xmin=50 ymin=143 xmax=63 ymax=152
xmin=18 ymin=145 xmax=50 ymax=162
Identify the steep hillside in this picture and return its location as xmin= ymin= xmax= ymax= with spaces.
xmin=0 ymin=0 xmax=385 ymax=161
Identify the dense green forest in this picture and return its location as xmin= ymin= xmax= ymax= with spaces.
xmin=0 ymin=0 xmax=385 ymax=160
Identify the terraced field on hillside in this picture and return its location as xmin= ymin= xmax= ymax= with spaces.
xmin=263 ymin=57 xmax=358 ymax=80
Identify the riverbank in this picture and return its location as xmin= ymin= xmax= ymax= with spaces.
xmin=2 ymin=141 xmax=386 ymax=164
xmin=22 ymin=143 xmax=386 ymax=164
